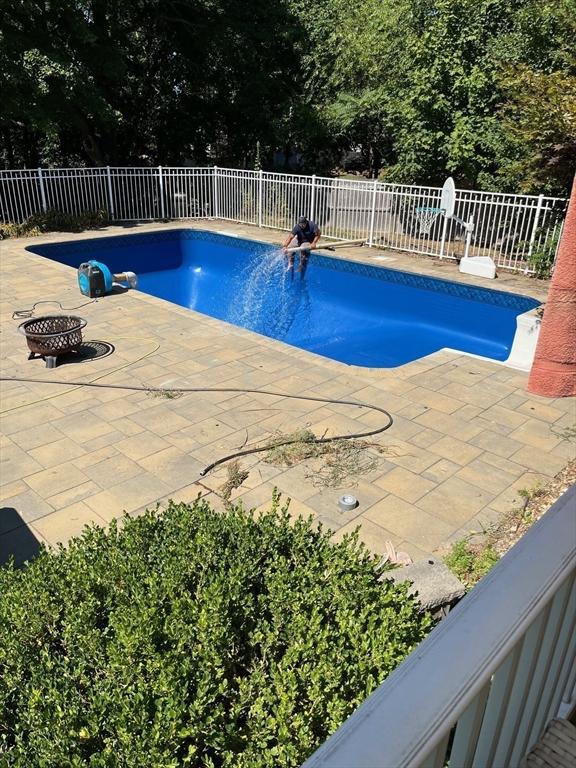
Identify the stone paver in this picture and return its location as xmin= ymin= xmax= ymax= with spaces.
xmin=428 ymin=435 xmax=483 ymax=466
xmin=31 ymin=502 xmax=108 ymax=545
xmin=0 ymin=489 xmax=54 ymax=528
xmin=375 ymin=466 xmax=436 ymax=503
xmin=1 ymin=220 xmax=573 ymax=566
xmin=82 ymin=474 xmax=175 ymax=521
xmin=46 ymin=480 xmax=102 ymax=510
xmin=364 ymin=496 xmax=455 ymax=552
xmin=332 ymin=517 xmax=411 ymax=558
xmin=1 ymin=441 xmax=44 ymax=483
xmin=28 ymin=437 xmax=87 ymax=468
xmin=416 ymin=476 xmax=497 ymax=525
xmin=80 ymin=454 xmax=145 ymax=489
xmin=25 ymin=463 xmax=92 ymax=498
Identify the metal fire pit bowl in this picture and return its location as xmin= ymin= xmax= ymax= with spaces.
xmin=18 ymin=315 xmax=87 ymax=368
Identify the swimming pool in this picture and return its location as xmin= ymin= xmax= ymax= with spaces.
xmin=27 ymin=229 xmax=540 ymax=368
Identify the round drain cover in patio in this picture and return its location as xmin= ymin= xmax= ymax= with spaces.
xmin=62 ymin=340 xmax=115 ymax=363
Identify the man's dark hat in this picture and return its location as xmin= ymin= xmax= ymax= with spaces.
xmin=298 ymin=216 xmax=308 ymax=225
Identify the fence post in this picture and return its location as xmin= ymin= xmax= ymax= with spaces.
xmin=439 ymin=215 xmax=449 ymax=259
xmin=368 ymin=178 xmax=378 ymax=247
xmin=310 ymin=174 xmax=316 ymax=222
xmin=258 ymin=169 xmax=263 ymax=227
xmin=213 ymin=166 xmax=219 ymax=219
xmin=158 ymin=166 xmax=165 ymax=219
xmin=527 ymin=194 xmax=544 ymax=259
xmin=106 ymin=166 xmax=115 ymax=220
xmin=37 ymin=168 xmax=47 ymax=213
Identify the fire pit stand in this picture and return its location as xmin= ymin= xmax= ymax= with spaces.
xmin=18 ymin=315 xmax=88 ymax=368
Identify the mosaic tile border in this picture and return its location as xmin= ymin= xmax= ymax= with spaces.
xmin=26 ymin=228 xmax=184 ymax=258
xmin=27 ymin=228 xmax=539 ymax=313
xmin=310 ymin=254 xmax=539 ymax=312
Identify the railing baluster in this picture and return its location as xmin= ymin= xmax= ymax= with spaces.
xmin=471 ymin=647 xmax=520 ymax=767
xmin=508 ymin=573 xmax=573 ymax=765
xmin=37 ymin=167 xmax=47 ymax=212
xmin=309 ymin=174 xmax=316 ymax=222
xmin=368 ymin=179 xmax=378 ymax=247
xmin=106 ymin=165 xmax=115 ymax=221
xmin=449 ymin=682 xmax=491 ymax=768
xmin=491 ymin=608 xmax=549 ymax=766
xmin=420 ymin=732 xmax=451 ymax=768
xmin=213 ymin=166 xmax=219 ymax=219
xmin=546 ymin=580 xmax=576 ymax=720
xmin=530 ymin=573 xmax=576 ymax=737
xmin=158 ymin=165 xmax=165 ymax=219
xmin=527 ymin=194 xmax=544 ymax=260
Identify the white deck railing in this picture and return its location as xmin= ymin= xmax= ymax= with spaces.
xmin=302 ymin=485 xmax=576 ymax=768
xmin=0 ymin=166 xmax=567 ymax=273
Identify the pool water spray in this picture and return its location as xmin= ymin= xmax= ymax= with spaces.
xmin=229 ymin=248 xmax=309 ymax=339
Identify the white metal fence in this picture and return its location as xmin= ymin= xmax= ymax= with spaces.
xmin=303 ymin=485 xmax=576 ymax=768
xmin=1 ymin=166 xmax=567 ymax=273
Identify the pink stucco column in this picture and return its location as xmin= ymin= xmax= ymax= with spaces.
xmin=527 ymin=175 xmax=576 ymax=397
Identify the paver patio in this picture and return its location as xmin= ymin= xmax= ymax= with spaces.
xmin=1 ymin=221 xmax=574 ymax=565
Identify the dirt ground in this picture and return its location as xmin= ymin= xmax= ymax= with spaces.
xmin=493 ymin=457 xmax=576 ymax=557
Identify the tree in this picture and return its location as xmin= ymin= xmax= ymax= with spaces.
xmin=0 ymin=0 xmax=301 ymax=168
xmin=1 ymin=0 xmax=574 ymax=193
xmin=289 ymin=0 xmax=576 ymax=193
xmin=490 ymin=0 xmax=576 ymax=195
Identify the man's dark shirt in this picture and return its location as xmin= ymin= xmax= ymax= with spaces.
xmin=291 ymin=221 xmax=319 ymax=245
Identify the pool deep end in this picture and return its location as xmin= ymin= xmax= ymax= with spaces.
xmin=27 ymin=229 xmax=540 ymax=368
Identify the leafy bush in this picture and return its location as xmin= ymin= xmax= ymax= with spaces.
xmin=527 ymin=229 xmax=561 ymax=279
xmin=0 ymin=208 xmax=109 ymax=239
xmin=0 ymin=496 xmax=432 ymax=767
xmin=0 ymin=221 xmax=40 ymax=239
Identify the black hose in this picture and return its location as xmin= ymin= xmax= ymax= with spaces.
xmin=12 ymin=299 xmax=98 ymax=319
xmin=0 ymin=377 xmax=393 ymax=476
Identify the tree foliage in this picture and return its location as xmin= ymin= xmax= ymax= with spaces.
xmin=0 ymin=0 xmax=300 ymax=168
xmin=291 ymin=0 xmax=575 ymax=192
xmin=0 ymin=496 xmax=432 ymax=766
xmin=1 ymin=0 xmax=574 ymax=194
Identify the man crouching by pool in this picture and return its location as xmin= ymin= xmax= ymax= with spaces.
xmin=282 ymin=216 xmax=321 ymax=272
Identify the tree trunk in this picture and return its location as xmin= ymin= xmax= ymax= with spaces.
xmin=23 ymin=127 xmax=40 ymax=168
xmin=370 ymin=144 xmax=382 ymax=179
xmin=284 ymin=141 xmax=292 ymax=171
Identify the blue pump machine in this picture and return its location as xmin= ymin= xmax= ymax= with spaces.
xmin=78 ymin=261 xmax=137 ymax=298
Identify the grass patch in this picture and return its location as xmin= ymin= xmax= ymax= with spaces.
xmin=146 ymin=388 xmax=184 ymax=400
xmin=443 ymin=539 xmax=500 ymax=588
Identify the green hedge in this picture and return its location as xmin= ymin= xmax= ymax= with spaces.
xmin=0 ymin=208 xmax=109 ymax=239
xmin=0 ymin=496 xmax=432 ymax=767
